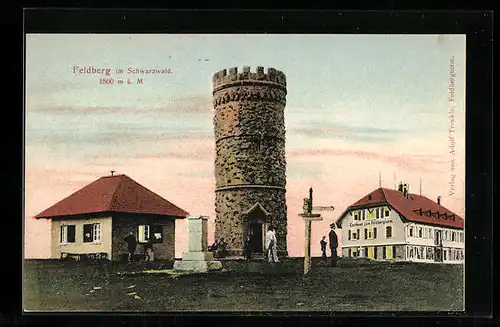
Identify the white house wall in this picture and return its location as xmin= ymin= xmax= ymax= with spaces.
xmin=340 ymin=205 xmax=406 ymax=250
xmin=50 ymin=216 xmax=113 ymax=259
xmin=404 ymin=222 xmax=464 ymax=264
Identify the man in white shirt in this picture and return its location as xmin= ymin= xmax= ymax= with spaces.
xmin=265 ymin=226 xmax=279 ymax=263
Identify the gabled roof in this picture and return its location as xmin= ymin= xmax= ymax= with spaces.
xmin=35 ymin=174 xmax=189 ymax=219
xmin=336 ymin=187 xmax=464 ymax=229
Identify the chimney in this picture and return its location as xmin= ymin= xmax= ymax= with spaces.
xmin=111 ymin=170 xmax=116 ymax=176
xmin=437 ymin=196 xmax=441 ymax=205
xmin=403 ymin=183 xmax=408 ymax=198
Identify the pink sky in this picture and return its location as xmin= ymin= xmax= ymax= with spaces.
xmin=24 ymin=34 xmax=466 ymax=259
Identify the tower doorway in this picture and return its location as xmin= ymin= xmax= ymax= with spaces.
xmin=243 ymin=202 xmax=270 ymax=256
xmin=249 ymin=223 xmax=263 ymax=253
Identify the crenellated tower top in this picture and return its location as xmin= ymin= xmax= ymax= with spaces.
xmin=212 ymin=66 xmax=287 ymax=91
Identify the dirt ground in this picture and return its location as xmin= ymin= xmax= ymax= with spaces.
xmin=23 ymin=257 xmax=464 ymax=312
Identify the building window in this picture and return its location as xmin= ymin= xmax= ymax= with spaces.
xmin=364 ymin=228 xmax=368 ymax=239
xmin=384 ymin=208 xmax=390 ymax=217
xmin=443 ymin=250 xmax=447 ymax=260
xmin=409 ymin=227 xmax=413 ymax=237
xmin=451 ymin=232 xmax=456 ymax=242
xmin=361 ymin=210 xmax=366 ymax=220
xmin=444 ymin=231 xmax=448 ymax=240
xmin=385 ymin=226 xmax=392 ymax=238
xmin=83 ymin=223 xmax=101 ymax=243
xmin=348 ymin=230 xmax=351 ymax=240
xmin=348 ymin=248 xmax=352 ymax=257
xmin=60 ymin=225 xmax=75 ymax=244
xmin=373 ymin=227 xmax=377 ymax=239
xmin=138 ymin=225 xmax=164 ymax=244
xmin=418 ymin=227 xmax=422 ymax=238
xmin=354 ymin=213 xmax=359 ymax=221
xmin=376 ymin=208 xmax=380 ymax=219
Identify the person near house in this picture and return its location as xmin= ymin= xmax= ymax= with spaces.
xmin=329 ymin=223 xmax=338 ymax=267
xmin=320 ymin=236 xmax=327 ymax=260
xmin=124 ymin=232 xmax=137 ymax=262
xmin=144 ymin=241 xmax=154 ymax=262
xmin=244 ymin=235 xmax=252 ymax=260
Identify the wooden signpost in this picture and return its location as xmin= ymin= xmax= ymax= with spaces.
xmin=299 ymin=187 xmax=335 ymax=275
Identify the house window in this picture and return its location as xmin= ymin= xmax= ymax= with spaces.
xmin=409 ymin=227 xmax=413 ymax=237
xmin=348 ymin=248 xmax=352 ymax=257
xmin=83 ymin=223 xmax=101 ymax=243
xmin=138 ymin=225 xmax=164 ymax=244
xmin=373 ymin=227 xmax=377 ymax=239
xmin=364 ymin=228 xmax=368 ymax=239
xmin=348 ymin=230 xmax=351 ymax=240
xmin=60 ymin=225 xmax=75 ymax=244
xmin=451 ymin=232 xmax=456 ymax=242
xmin=386 ymin=226 xmax=392 ymax=238
xmin=354 ymin=213 xmax=359 ymax=221
xmin=384 ymin=208 xmax=390 ymax=217
xmin=351 ymin=230 xmax=357 ymax=240
xmin=444 ymin=231 xmax=448 ymax=240
xmin=362 ymin=210 xmax=366 ymax=220
xmin=418 ymin=228 xmax=422 ymax=238
xmin=376 ymin=208 xmax=380 ymax=219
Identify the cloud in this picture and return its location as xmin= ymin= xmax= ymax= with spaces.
xmin=287 ymin=148 xmax=446 ymax=173
xmin=29 ymin=94 xmax=213 ymax=116
xmin=288 ymin=121 xmax=410 ymax=143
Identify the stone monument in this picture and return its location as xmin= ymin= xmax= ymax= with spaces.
xmin=173 ymin=216 xmax=222 ymax=273
xmin=212 ymin=66 xmax=288 ymax=257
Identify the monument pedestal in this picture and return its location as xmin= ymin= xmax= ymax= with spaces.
xmin=173 ymin=216 xmax=223 ymax=273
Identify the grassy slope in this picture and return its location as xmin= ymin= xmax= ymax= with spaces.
xmin=23 ymin=258 xmax=464 ymax=312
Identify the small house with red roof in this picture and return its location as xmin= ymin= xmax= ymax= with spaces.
xmin=335 ymin=182 xmax=464 ymax=264
xmin=35 ymin=173 xmax=189 ymax=262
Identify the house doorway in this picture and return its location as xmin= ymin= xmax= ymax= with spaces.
xmin=434 ymin=230 xmax=443 ymax=262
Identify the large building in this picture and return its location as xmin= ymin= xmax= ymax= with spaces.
xmin=212 ymin=66 xmax=288 ymax=256
xmin=35 ymin=174 xmax=189 ymax=261
xmin=336 ymin=183 xmax=464 ymax=264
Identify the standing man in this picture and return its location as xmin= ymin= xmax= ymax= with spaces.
xmin=124 ymin=231 xmax=137 ymax=263
xmin=265 ymin=226 xmax=277 ymax=263
xmin=271 ymin=227 xmax=280 ymax=263
xmin=320 ymin=236 xmax=327 ymax=260
xmin=329 ymin=223 xmax=338 ymax=267
xmin=244 ymin=235 xmax=252 ymax=261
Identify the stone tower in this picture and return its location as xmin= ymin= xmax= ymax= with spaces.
xmin=212 ymin=66 xmax=288 ymax=257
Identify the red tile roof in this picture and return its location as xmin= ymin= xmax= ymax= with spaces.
xmin=36 ymin=174 xmax=189 ymax=219
xmin=336 ymin=187 xmax=464 ymax=229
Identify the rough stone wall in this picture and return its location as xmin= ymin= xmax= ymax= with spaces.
xmin=111 ymin=214 xmax=176 ymax=261
xmin=212 ymin=66 xmax=288 ymax=256
xmin=214 ymin=188 xmax=287 ymax=255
